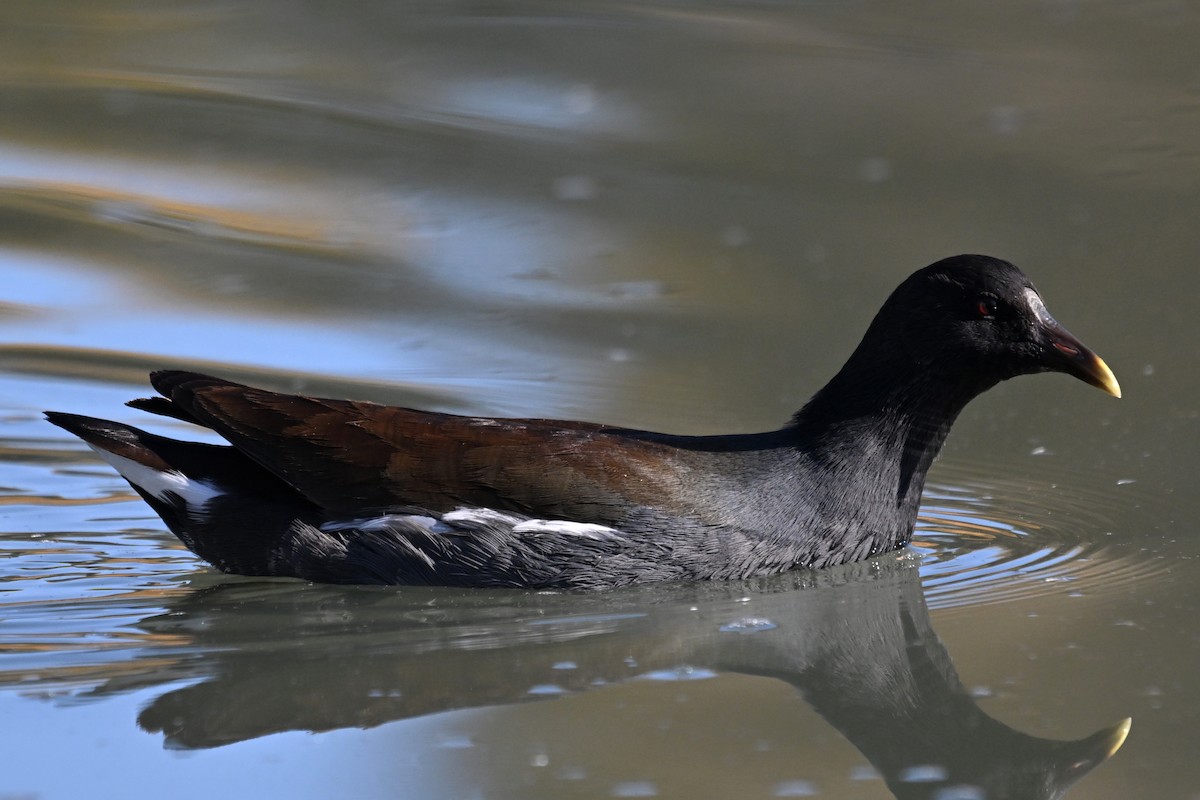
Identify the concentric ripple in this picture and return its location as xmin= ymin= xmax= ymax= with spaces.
xmin=913 ymin=460 xmax=1164 ymax=609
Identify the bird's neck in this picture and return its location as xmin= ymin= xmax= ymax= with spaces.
xmin=788 ymin=359 xmax=995 ymax=516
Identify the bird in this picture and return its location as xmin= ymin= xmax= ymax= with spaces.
xmin=46 ymin=254 xmax=1120 ymax=590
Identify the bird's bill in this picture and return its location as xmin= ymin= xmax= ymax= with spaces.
xmin=1057 ymin=717 xmax=1132 ymax=790
xmin=1099 ymin=717 xmax=1133 ymax=759
xmin=1040 ymin=319 xmax=1122 ymax=398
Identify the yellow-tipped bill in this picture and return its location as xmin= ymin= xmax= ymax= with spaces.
xmin=1041 ymin=319 xmax=1121 ymax=398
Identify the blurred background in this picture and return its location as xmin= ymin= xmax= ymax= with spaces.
xmin=1 ymin=1 xmax=1198 ymax=798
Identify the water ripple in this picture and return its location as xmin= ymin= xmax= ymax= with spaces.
xmin=914 ymin=461 xmax=1164 ymax=609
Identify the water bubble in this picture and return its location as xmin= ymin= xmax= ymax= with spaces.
xmin=858 ymin=157 xmax=892 ymax=183
xmin=773 ymin=779 xmax=819 ymax=796
xmin=934 ymin=786 xmax=986 ymax=800
xmin=640 ymin=666 xmax=718 ymax=682
xmin=553 ymin=175 xmax=596 ymax=201
xmin=986 ymin=105 xmax=1023 ymax=136
xmin=611 ymin=780 xmax=659 ymax=797
xmin=719 ymin=617 xmax=778 ymax=633
xmin=606 ymin=348 xmax=633 ymax=363
xmin=435 ymin=733 xmax=475 ymax=749
xmin=899 ymin=764 xmax=948 ymax=783
xmin=721 ymin=225 xmax=749 ymax=247
xmin=848 ymin=765 xmax=880 ymax=781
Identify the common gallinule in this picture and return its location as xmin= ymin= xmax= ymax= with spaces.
xmin=46 ymin=255 xmax=1120 ymax=589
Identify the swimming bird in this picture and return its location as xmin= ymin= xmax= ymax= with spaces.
xmin=46 ymin=254 xmax=1120 ymax=590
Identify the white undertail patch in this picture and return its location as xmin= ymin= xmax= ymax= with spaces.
xmin=88 ymin=445 xmax=222 ymax=516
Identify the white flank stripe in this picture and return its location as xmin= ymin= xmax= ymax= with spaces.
xmin=320 ymin=514 xmax=439 ymax=533
xmin=322 ymin=508 xmax=626 ymax=541
xmin=512 ymin=519 xmax=623 ymax=541
xmin=89 ymin=446 xmax=222 ymax=512
xmin=442 ymin=508 xmax=527 ymax=527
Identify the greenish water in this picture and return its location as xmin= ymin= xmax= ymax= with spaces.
xmin=2 ymin=2 xmax=1199 ymax=798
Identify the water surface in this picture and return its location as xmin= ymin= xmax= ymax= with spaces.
xmin=2 ymin=2 xmax=1199 ymax=798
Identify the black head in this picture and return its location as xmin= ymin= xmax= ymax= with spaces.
xmin=855 ymin=254 xmax=1120 ymax=399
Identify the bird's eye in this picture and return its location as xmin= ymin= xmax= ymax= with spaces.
xmin=975 ymin=295 xmax=999 ymax=319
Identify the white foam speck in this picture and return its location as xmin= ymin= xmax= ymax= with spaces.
xmin=719 ymin=617 xmax=778 ymax=634
xmin=639 ymin=666 xmax=718 ymax=682
xmin=899 ymin=764 xmax=948 ymax=783
xmin=772 ymin=779 xmax=819 ymax=797
xmin=611 ymin=781 xmax=658 ymax=797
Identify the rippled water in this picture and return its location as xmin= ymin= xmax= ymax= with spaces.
xmin=915 ymin=464 xmax=1170 ymax=609
xmin=3 ymin=2 xmax=1199 ymax=799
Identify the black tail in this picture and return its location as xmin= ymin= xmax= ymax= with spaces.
xmin=45 ymin=411 xmax=319 ymax=575
xmin=124 ymin=370 xmax=249 ymax=427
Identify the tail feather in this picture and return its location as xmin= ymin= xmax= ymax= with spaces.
xmin=125 ymin=396 xmax=208 ymax=426
xmin=45 ymin=412 xmax=175 ymax=471
xmin=45 ymin=411 xmax=319 ymax=575
xmin=121 ymin=370 xmax=248 ymax=428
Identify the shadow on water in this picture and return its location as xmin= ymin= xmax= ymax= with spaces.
xmin=68 ymin=556 xmax=1127 ymax=799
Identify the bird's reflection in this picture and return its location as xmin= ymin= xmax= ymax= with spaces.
xmin=98 ymin=555 xmax=1126 ymax=799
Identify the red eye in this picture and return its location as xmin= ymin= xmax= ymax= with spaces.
xmin=975 ymin=297 xmax=998 ymax=318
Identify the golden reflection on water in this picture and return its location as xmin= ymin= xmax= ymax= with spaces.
xmin=0 ymin=179 xmax=338 ymax=253
xmin=898 ymin=456 xmax=1170 ymax=611
xmin=0 ymin=655 xmax=190 ymax=691
xmin=919 ymin=508 xmax=1041 ymax=538
xmin=0 ymin=493 xmax=136 ymax=506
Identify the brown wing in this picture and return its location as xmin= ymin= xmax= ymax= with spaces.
xmin=143 ymin=371 xmax=680 ymax=521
